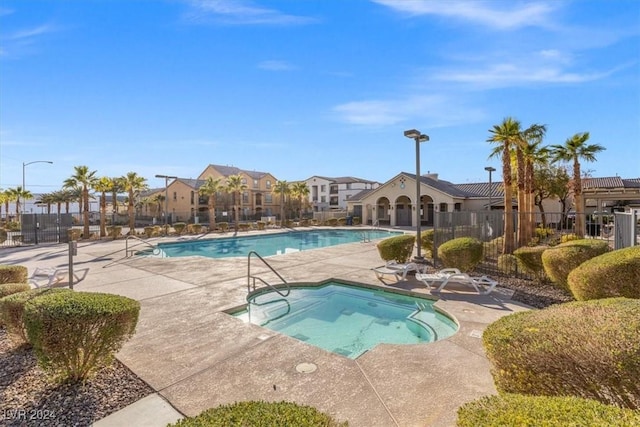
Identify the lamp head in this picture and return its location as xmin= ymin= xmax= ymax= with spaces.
xmin=484 ymin=166 xmax=496 ymax=172
xmin=418 ymin=134 xmax=429 ymax=142
xmin=404 ymin=129 xmax=420 ymax=139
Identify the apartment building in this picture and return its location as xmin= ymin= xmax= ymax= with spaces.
xmin=305 ymin=176 xmax=380 ymax=212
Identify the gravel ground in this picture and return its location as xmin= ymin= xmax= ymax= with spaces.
xmin=0 ymin=328 xmax=154 ymax=427
xmin=0 ymin=277 xmax=572 ymax=427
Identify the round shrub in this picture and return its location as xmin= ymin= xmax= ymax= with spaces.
xmin=325 ymin=218 xmax=338 ymax=227
xmin=143 ymin=226 xmax=155 ymax=238
xmin=497 ymin=254 xmax=518 ymax=275
xmin=482 ymin=298 xmax=640 ymax=408
xmin=0 ymin=288 xmax=72 ymax=345
xmin=560 ymin=233 xmax=580 ymax=243
xmin=106 ymin=225 xmax=123 ymax=239
xmin=168 ymin=401 xmax=347 ymax=427
xmin=568 ymin=246 xmax=640 ymax=301
xmin=0 ymin=283 xmax=31 ymax=298
xmin=23 ymin=291 xmax=140 ymax=382
xmin=173 ymin=222 xmax=187 ymax=234
xmin=256 ymin=221 xmax=266 ymax=230
xmin=541 ymin=239 xmax=610 ymax=291
xmin=0 ymin=264 xmax=28 ymax=284
xmin=457 ymin=393 xmax=640 ymax=427
xmin=437 ymin=237 xmax=483 ymax=272
xmin=188 ymin=223 xmax=203 ymax=234
xmin=218 ymin=222 xmax=229 ymax=232
xmin=376 ymin=234 xmax=416 ymax=264
xmin=513 ymin=246 xmax=547 ymax=280
xmin=0 ymin=228 xmax=7 ymax=244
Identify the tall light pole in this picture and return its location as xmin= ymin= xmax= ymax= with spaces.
xmin=404 ymin=129 xmax=429 ymax=262
xmin=22 ymin=160 xmax=53 ymax=213
xmin=155 ymin=174 xmax=177 ymax=230
xmin=484 ymin=166 xmax=496 ymax=211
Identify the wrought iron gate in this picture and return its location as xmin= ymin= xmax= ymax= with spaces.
xmin=19 ymin=213 xmax=73 ymax=244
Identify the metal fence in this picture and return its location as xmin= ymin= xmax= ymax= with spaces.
xmin=430 ymin=210 xmax=628 ymax=280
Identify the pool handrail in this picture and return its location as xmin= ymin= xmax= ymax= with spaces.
xmin=125 ymin=235 xmax=160 ymax=258
xmin=247 ymin=250 xmax=290 ymax=297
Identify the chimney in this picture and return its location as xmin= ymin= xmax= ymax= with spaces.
xmin=423 ymin=172 xmax=438 ymax=180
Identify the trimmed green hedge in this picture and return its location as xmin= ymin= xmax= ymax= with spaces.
xmin=23 ymin=291 xmax=140 ymax=382
xmin=0 ymin=288 xmax=72 ymax=345
xmin=568 ymin=246 xmax=640 ymax=301
xmin=0 ymin=264 xmax=28 ymax=284
xmin=482 ymin=298 xmax=640 ymax=408
xmin=376 ymin=234 xmax=416 ymax=263
xmin=438 ymin=237 xmax=483 ymax=272
xmin=457 ymin=393 xmax=640 ymax=427
xmin=169 ymin=401 xmax=348 ymax=427
xmin=513 ymin=246 xmax=547 ymax=280
xmin=0 ymin=283 xmax=31 ymax=298
xmin=173 ymin=222 xmax=187 ymax=234
xmin=541 ymin=239 xmax=610 ymax=291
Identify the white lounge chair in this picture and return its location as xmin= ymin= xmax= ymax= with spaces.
xmin=416 ymin=268 xmax=462 ymax=288
xmin=374 ymin=262 xmax=423 ymax=281
xmin=28 ymin=267 xmax=88 ymax=288
xmin=423 ymin=271 xmax=498 ymax=295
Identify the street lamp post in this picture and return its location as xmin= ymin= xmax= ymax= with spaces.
xmin=484 ymin=166 xmax=496 ymax=211
xmin=155 ymin=174 xmax=177 ymax=232
xmin=404 ymin=129 xmax=429 ymax=262
xmin=22 ymin=160 xmax=53 ymax=213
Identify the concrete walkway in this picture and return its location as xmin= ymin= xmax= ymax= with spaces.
xmin=0 ymin=229 xmax=532 ymax=427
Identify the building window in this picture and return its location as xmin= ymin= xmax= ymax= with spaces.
xmin=440 ymin=203 xmax=448 ymax=212
xmin=266 ymin=180 xmax=271 ymax=189
xmin=253 ymin=179 xmax=259 ymax=189
xmin=190 ymin=191 xmax=195 ymax=205
xmin=454 ymin=203 xmax=462 ymax=211
xmin=346 ymin=183 xmax=352 ymax=190
xmin=321 ymin=196 xmax=326 ymax=203
xmin=265 ymin=193 xmax=273 ymax=204
xmin=173 ymin=192 xmax=177 ymax=201
xmin=321 ymin=185 xmax=326 ymax=192
xmin=241 ymin=178 xmax=247 ymax=185
xmin=242 ymin=192 xmax=249 ymax=203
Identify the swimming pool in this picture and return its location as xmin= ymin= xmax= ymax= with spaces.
xmin=149 ymin=229 xmax=402 ymax=259
xmin=232 ymin=281 xmax=458 ymax=359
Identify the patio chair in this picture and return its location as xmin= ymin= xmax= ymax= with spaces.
xmin=421 ymin=271 xmax=498 ymax=295
xmin=28 ymin=267 xmax=89 ymax=288
xmin=374 ymin=261 xmax=423 ymax=281
xmin=415 ymin=268 xmax=462 ymax=289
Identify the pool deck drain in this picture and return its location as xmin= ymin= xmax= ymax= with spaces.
xmin=296 ymin=362 xmax=318 ymax=373
xmin=2 ymin=230 xmax=532 ymax=427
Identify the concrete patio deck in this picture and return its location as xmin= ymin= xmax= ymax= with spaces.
xmin=0 ymin=228 xmax=532 ymax=427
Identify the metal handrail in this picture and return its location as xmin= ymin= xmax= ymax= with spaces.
xmin=125 ymin=235 xmax=159 ymax=258
xmin=247 ymin=250 xmax=290 ymax=297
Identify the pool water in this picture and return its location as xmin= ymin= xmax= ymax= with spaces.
xmin=234 ymin=282 xmax=458 ymax=359
xmin=150 ymin=229 xmax=401 ymax=259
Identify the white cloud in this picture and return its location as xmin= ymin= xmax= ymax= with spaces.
xmin=184 ymin=0 xmax=317 ymax=25
xmin=258 ymin=60 xmax=296 ymax=71
xmin=332 ymin=95 xmax=485 ymax=127
xmin=372 ymin=0 xmax=557 ymax=30
xmin=8 ymin=24 xmax=56 ymax=40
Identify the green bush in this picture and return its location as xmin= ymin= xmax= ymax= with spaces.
xmin=106 ymin=225 xmax=123 ymax=239
xmin=173 ymin=222 xmax=187 ymax=234
xmin=168 ymin=401 xmax=348 ymax=427
xmin=0 ymin=283 xmax=31 ymax=298
xmin=256 ymin=221 xmax=266 ymax=230
xmin=497 ymin=254 xmax=518 ymax=275
xmin=482 ymin=298 xmax=640 ymax=408
xmin=337 ymin=217 xmax=347 ymax=226
xmin=457 ymin=393 xmax=640 ymax=427
xmin=541 ymin=239 xmax=610 ymax=291
xmin=299 ymin=219 xmax=309 ymax=227
xmin=513 ymin=246 xmax=547 ymax=280
xmin=560 ymin=233 xmax=580 ymax=243
xmin=0 ymin=264 xmax=28 ymax=284
xmin=376 ymin=235 xmax=416 ymax=264
xmin=568 ymin=246 xmax=640 ymax=301
xmin=23 ymin=291 xmax=140 ymax=382
xmin=218 ymin=222 xmax=229 ymax=232
xmin=325 ymin=218 xmax=338 ymax=227
xmin=0 ymin=228 xmax=7 ymax=244
xmin=438 ymin=237 xmax=483 ymax=272
xmin=0 ymin=288 xmax=72 ymax=345
xmin=188 ymin=223 xmax=203 ymax=234
xmin=352 ymin=217 xmax=361 ymax=225
xmin=238 ymin=223 xmax=250 ymax=232
xmin=143 ymin=226 xmax=155 ymax=238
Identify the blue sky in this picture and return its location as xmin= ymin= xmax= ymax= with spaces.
xmin=1 ymin=0 xmax=639 ymax=194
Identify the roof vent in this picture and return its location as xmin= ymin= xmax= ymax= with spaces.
xmin=423 ymin=173 xmax=438 ymax=180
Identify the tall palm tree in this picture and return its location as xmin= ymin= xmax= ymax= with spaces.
xmin=488 ymin=117 xmax=521 ymax=254
xmin=8 ymin=187 xmax=31 ymax=222
xmin=93 ymin=177 xmax=113 ymax=237
xmin=550 ymin=132 xmax=605 ymax=238
xmin=121 ymin=172 xmax=148 ymax=235
xmin=225 ymin=174 xmax=247 ymax=231
xmin=65 ymin=166 xmax=98 ymax=239
xmin=199 ymin=176 xmax=223 ymax=228
xmin=39 ymin=192 xmax=55 ymax=214
xmin=519 ymin=124 xmax=547 ymax=241
xmin=0 ymin=189 xmax=7 ymax=220
xmin=272 ymin=180 xmax=290 ymax=227
xmin=290 ymin=182 xmax=310 ymax=220
xmin=109 ymin=176 xmax=125 ymax=217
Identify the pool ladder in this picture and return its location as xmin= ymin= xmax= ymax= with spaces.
xmin=247 ymin=251 xmax=290 ymax=297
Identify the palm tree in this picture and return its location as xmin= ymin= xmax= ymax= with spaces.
xmin=65 ymin=166 xmax=98 ymax=239
xmin=199 ymin=176 xmax=223 ymax=229
xmin=290 ymin=182 xmax=310 ymax=220
xmin=519 ymin=124 xmax=547 ymax=242
xmin=488 ymin=117 xmax=521 ymax=254
xmin=0 ymin=189 xmax=7 ymax=221
xmin=550 ymin=132 xmax=605 ymax=238
xmin=39 ymin=192 xmax=56 ymax=214
xmin=225 ymin=175 xmax=247 ymax=231
xmin=121 ymin=172 xmax=148 ymax=235
xmin=93 ymin=177 xmax=113 ymax=237
xmin=272 ymin=180 xmax=290 ymax=227
xmin=110 ymin=176 xmax=125 ymax=218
